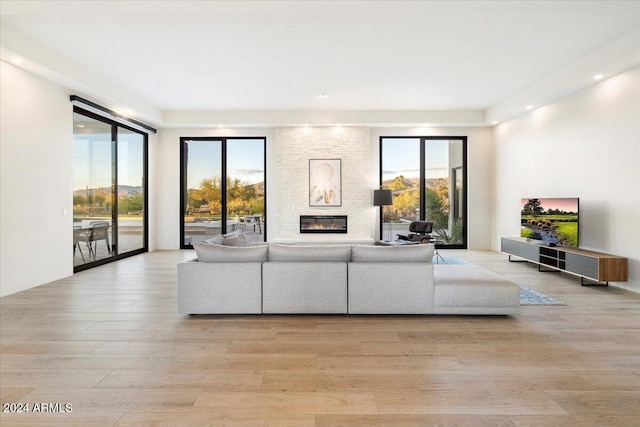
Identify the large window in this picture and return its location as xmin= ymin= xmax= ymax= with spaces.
xmin=180 ymin=137 xmax=266 ymax=248
xmin=73 ymin=107 xmax=148 ymax=271
xmin=380 ymin=136 xmax=467 ymax=248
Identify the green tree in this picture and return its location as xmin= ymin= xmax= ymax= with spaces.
xmin=389 ymin=175 xmax=408 ymax=191
xmin=426 ymin=187 xmax=449 ymax=230
xmin=390 ymin=190 xmax=419 ymax=221
xmin=250 ymin=198 xmax=264 ymax=215
xmin=73 ymin=194 xmax=86 ymax=206
xmin=187 ymin=176 xmax=263 ymax=217
xmin=522 ymin=198 xmax=544 ymax=217
xmin=93 ymin=192 xmax=105 ymax=206
xmin=119 ymin=191 xmax=143 ymax=214
xmin=128 ymin=191 xmax=143 ymax=213
xmin=199 ymin=177 xmax=222 ymax=215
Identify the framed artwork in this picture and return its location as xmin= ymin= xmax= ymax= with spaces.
xmin=309 ymin=159 xmax=341 ymax=206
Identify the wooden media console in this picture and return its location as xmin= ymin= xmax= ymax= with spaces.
xmin=501 ymin=237 xmax=628 ymax=286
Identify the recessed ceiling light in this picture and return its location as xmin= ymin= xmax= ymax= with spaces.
xmin=526 ymin=105 xmax=534 ymax=110
xmin=77 ymin=124 xmax=85 ymax=128
xmin=593 ymin=74 xmax=604 ymax=80
xmin=217 ymin=124 xmax=223 ymax=128
xmin=11 ymin=57 xmax=23 ymax=65
xmin=492 ymin=121 xmax=498 ymax=125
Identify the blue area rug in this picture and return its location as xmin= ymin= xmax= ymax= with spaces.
xmin=436 ymin=258 xmax=564 ymax=305
xmin=436 ymin=257 xmax=469 ymax=265
xmin=518 ymin=285 xmax=564 ymax=305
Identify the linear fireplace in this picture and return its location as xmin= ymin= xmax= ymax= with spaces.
xmin=300 ymin=215 xmax=347 ymax=234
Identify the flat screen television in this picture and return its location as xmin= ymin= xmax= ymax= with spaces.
xmin=521 ymin=198 xmax=579 ymax=247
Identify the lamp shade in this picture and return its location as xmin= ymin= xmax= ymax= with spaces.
xmin=373 ymin=189 xmax=393 ymax=206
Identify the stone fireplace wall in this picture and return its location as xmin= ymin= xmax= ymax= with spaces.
xmin=272 ymin=126 xmax=373 ymax=242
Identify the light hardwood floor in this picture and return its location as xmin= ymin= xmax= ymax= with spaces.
xmin=1 ymin=249 xmax=639 ymax=426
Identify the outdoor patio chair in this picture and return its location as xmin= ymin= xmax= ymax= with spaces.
xmin=88 ymin=221 xmax=111 ymax=260
xmin=243 ymin=215 xmax=262 ymax=234
xmin=73 ymin=227 xmax=87 ymax=263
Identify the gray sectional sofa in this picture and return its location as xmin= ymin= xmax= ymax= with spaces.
xmin=177 ymin=241 xmax=520 ymax=316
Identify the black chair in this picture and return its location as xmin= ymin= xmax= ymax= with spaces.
xmin=397 ymin=221 xmax=433 ymax=243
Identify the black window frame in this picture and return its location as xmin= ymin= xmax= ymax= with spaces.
xmin=73 ymin=106 xmax=149 ymax=273
xmin=379 ymin=135 xmax=468 ymax=249
xmin=180 ymin=136 xmax=267 ymax=249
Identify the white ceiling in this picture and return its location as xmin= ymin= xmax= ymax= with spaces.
xmin=1 ymin=0 xmax=639 ymax=126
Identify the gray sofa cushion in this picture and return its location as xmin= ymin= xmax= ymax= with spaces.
xmin=348 ymin=262 xmax=434 ymax=314
xmin=262 ymin=262 xmax=348 ymax=313
xmin=433 ymin=265 xmax=520 ymax=308
xmin=268 ymin=244 xmax=352 ymax=262
xmin=177 ymin=261 xmax=263 ymax=314
xmin=351 ymin=244 xmax=434 ymax=262
xmin=193 ymin=241 xmax=268 ymax=262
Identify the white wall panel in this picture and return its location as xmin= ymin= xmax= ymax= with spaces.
xmin=0 ymin=61 xmax=73 ymax=296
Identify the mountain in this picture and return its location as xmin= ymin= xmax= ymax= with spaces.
xmin=73 ymin=185 xmax=143 ymax=197
xmin=382 ymin=176 xmax=449 ymax=192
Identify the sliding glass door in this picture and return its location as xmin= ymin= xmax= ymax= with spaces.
xmin=73 ymin=113 xmax=114 ymax=267
xmin=117 ymin=127 xmax=146 ymax=254
xmin=380 ymin=136 xmax=467 ymax=248
xmin=73 ymin=108 xmax=148 ymax=271
xmin=380 ymin=138 xmax=421 ymax=240
xmin=181 ymin=137 xmax=266 ymax=248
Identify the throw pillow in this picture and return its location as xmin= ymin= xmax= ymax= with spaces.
xmin=222 ymin=230 xmax=245 ymax=239
xmin=222 ymin=233 xmax=246 ymax=246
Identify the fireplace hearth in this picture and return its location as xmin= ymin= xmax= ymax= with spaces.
xmin=300 ymin=215 xmax=347 ymax=234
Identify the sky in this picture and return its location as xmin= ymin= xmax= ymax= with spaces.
xmin=73 ymin=132 xmax=144 ymax=191
xmin=521 ymin=197 xmax=579 ymax=213
xmin=186 ymin=139 xmax=265 ymax=189
xmin=382 ymin=138 xmax=453 ymax=182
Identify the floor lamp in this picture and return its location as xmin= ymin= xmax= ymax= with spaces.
xmin=373 ymin=189 xmax=393 ymax=241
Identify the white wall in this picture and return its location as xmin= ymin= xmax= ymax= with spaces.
xmin=147 ymin=132 xmax=159 ymax=251
xmin=0 ymin=61 xmax=160 ymax=296
xmin=371 ymin=127 xmax=494 ymax=250
xmin=155 ymin=127 xmax=275 ymax=249
xmin=0 ymin=61 xmax=73 ymax=296
xmin=493 ymin=66 xmax=640 ymax=291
